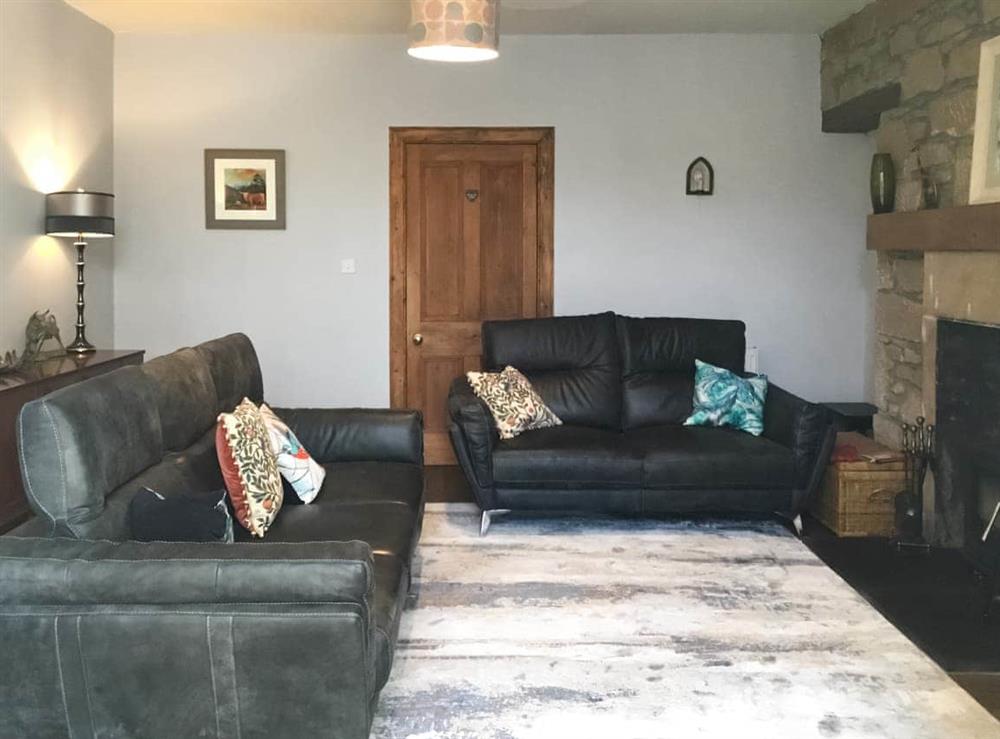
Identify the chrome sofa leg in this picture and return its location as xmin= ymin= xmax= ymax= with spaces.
xmin=479 ymin=509 xmax=511 ymax=536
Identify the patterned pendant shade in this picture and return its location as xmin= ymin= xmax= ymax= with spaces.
xmin=408 ymin=0 xmax=499 ymax=62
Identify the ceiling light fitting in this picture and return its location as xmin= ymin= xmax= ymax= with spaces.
xmin=408 ymin=0 xmax=499 ymax=62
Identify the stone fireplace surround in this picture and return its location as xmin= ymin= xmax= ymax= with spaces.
xmin=821 ymin=0 xmax=1000 ymax=547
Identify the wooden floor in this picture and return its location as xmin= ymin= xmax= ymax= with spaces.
xmin=424 ymin=465 xmax=474 ymax=503
xmin=802 ymin=515 xmax=1000 ymax=721
xmin=951 ymin=673 xmax=1000 ymax=719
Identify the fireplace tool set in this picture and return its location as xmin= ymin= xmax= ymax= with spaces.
xmin=894 ymin=416 xmax=935 ymax=551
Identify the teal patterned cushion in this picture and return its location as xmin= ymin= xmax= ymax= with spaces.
xmin=684 ymin=359 xmax=768 ymax=436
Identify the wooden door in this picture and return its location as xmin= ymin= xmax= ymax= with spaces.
xmin=390 ymin=128 xmax=554 ymax=464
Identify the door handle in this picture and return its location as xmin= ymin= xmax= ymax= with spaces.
xmin=412 ymin=333 xmax=423 ymax=345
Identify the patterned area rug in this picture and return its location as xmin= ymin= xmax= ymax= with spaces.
xmin=371 ymin=509 xmax=1000 ymax=739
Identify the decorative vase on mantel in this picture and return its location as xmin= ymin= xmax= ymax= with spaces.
xmin=871 ymin=153 xmax=896 ymax=214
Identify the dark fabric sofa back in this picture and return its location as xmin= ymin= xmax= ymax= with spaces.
xmin=17 ymin=333 xmax=262 ymax=540
xmin=482 ymin=312 xmax=621 ymax=429
xmin=616 ymin=316 xmax=746 ymax=429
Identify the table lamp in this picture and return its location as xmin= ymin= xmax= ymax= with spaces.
xmin=44 ymin=189 xmax=115 ymax=354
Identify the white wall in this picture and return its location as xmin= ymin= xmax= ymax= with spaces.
xmin=113 ymin=33 xmax=874 ymax=407
xmin=0 ymin=0 xmax=114 ymax=354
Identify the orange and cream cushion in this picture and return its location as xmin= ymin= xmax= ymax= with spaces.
xmin=215 ymin=398 xmax=283 ymax=537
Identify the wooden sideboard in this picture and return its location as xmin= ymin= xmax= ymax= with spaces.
xmin=0 ymin=350 xmax=144 ymax=533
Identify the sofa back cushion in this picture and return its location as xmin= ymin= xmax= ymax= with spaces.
xmin=482 ymin=312 xmax=621 ymax=429
xmin=93 ymin=428 xmax=227 ymax=542
xmin=194 ymin=333 xmax=264 ymax=413
xmin=17 ymin=334 xmax=264 ymax=541
xmin=616 ymin=316 xmax=746 ymax=429
xmin=141 ymin=347 xmax=218 ymax=452
xmin=18 ymin=366 xmax=164 ymax=539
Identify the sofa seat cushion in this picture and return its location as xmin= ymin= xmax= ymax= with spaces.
xmin=628 ymin=426 xmax=795 ymax=490
xmin=372 ymin=553 xmax=409 ymax=691
xmin=319 ymin=462 xmax=423 ymax=512
xmin=236 ymin=500 xmax=420 ymax=562
xmin=493 ymin=426 xmax=642 ymax=488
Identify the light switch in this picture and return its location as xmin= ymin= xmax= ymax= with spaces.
xmin=341 ymin=258 xmax=356 ymax=274
xmin=746 ymin=346 xmax=760 ymax=374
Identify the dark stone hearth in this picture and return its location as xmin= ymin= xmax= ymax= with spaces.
xmin=935 ymin=320 xmax=1000 ymax=562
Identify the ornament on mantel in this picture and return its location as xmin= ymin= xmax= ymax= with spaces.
xmin=914 ymin=146 xmax=939 ymax=210
xmin=870 ymin=153 xmax=896 ymax=214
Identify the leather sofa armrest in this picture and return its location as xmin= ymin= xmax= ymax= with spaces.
xmin=447 ymin=378 xmax=498 ymax=509
xmin=271 ymin=408 xmax=423 ymax=465
xmin=0 ymin=537 xmax=375 ymax=607
xmin=0 ymin=537 xmax=379 ymax=738
xmin=762 ymin=383 xmax=835 ymax=512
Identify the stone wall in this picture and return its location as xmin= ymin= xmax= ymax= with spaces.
xmin=822 ymin=0 xmax=1000 ymax=447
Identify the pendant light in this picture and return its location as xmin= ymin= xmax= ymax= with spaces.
xmin=408 ymin=0 xmax=499 ymax=62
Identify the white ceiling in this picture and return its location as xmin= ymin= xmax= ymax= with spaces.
xmin=67 ymin=0 xmax=872 ymax=36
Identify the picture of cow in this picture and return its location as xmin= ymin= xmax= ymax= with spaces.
xmin=223 ymin=168 xmax=267 ymax=210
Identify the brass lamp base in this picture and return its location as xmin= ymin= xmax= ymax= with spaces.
xmin=66 ymin=338 xmax=96 ymax=354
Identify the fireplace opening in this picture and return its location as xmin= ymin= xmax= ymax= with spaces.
xmin=969 ymin=460 xmax=1000 ymax=573
xmin=935 ymin=319 xmax=1000 ymax=565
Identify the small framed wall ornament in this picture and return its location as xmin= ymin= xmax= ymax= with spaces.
xmin=204 ymin=149 xmax=286 ymax=229
xmin=970 ymin=35 xmax=1000 ymax=204
xmin=686 ymin=157 xmax=714 ymax=196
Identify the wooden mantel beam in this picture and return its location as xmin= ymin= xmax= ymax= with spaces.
xmin=823 ymin=83 xmax=901 ymax=134
xmin=867 ymin=202 xmax=1000 ymax=252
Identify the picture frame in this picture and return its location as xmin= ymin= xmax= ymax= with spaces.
xmin=970 ymin=35 xmax=1000 ymax=204
xmin=686 ymin=156 xmax=714 ymax=196
xmin=204 ymin=149 xmax=286 ymax=229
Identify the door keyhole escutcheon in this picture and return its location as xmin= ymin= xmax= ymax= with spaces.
xmin=465 ymin=189 xmax=479 ymax=202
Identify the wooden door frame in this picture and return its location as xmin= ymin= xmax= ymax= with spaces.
xmin=388 ymin=126 xmax=555 ymax=409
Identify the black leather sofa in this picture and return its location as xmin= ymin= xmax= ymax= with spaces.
xmin=448 ymin=312 xmax=834 ymax=534
xmin=0 ymin=334 xmax=423 ymax=739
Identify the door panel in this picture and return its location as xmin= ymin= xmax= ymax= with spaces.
xmin=390 ymin=129 xmax=554 ymax=465
xmin=480 ymin=163 xmax=525 ymax=319
xmin=420 ymin=164 xmax=463 ymax=320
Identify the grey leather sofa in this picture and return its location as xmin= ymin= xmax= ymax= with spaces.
xmin=0 ymin=334 xmax=423 ymax=739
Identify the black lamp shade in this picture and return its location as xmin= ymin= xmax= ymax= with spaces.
xmin=45 ymin=190 xmax=115 ymax=238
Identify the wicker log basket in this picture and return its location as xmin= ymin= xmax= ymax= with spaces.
xmin=811 ymin=432 xmax=907 ymax=538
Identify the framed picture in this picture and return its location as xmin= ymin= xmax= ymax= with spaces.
xmin=686 ymin=157 xmax=714 ymax=196
xmin=204 ymin=149 xmax=285 ymax=229
xmin=970 ymin=35 xmax=1000 ymax=204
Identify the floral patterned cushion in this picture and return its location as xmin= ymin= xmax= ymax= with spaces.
xmin=259 ymin=403 xmax=326 ymax=504
xmin=467 ymin=366 xmax=562 ymax=440
xmin=684 ymin=359 xmax=768 ymax=436
xmin=216 ymin=398 xmax=283 ymax=537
